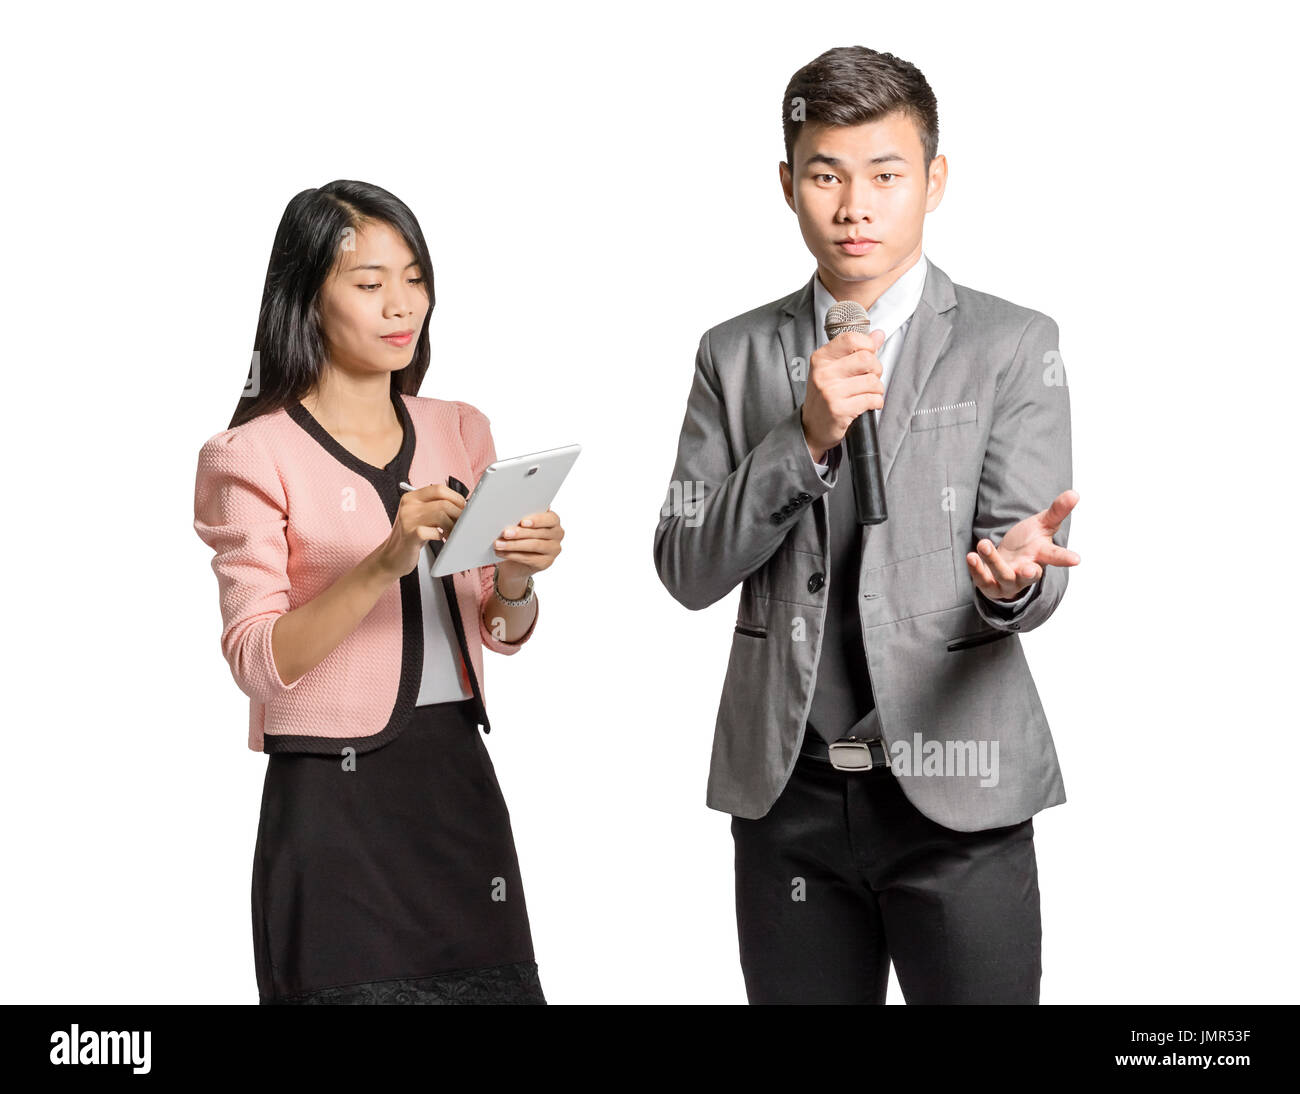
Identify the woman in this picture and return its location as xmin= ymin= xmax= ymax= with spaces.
xmin=192 ymin=180 xmax=563 ymax=1004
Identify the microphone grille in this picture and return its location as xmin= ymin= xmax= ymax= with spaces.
xmin=825 ymin=299 xmax=871 ymax=339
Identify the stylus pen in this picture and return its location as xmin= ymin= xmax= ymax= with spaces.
xmin=400 ymin=476 xmax=472 ymax=566
xmin=398 ymin=480 xmax=445 ymax=569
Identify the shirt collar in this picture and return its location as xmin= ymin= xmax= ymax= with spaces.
xmin=812 ymin=253 xmax=930 ymax=346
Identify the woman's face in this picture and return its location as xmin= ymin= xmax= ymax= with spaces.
xmin=317 ymin=220 xmax=430 ymax=378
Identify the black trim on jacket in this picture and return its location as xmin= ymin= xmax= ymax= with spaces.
xmin=272 ymin=387 xmax=491 ymax=755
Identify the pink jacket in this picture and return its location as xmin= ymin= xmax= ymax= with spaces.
xmin=192 ymin=388 xmax=538 ymax=753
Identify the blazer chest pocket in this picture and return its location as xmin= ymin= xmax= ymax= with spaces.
xmin=911 ymin=400 xmax=978 ymax=431
xmin=946 ymin=627 xmax=1013 ymax=652
xmin=734 ymin=621 xmax=768 ymax=639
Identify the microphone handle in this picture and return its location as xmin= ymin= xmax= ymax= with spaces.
xmin=844 ymin=404 xmax=888 ymax=525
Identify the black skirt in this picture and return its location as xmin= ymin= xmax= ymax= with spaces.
xmin=251 ymin=698 xmax=544 ymax=1004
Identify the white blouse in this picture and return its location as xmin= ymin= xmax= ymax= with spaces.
xmin=413 ymin=542 xmax=474 ymax=707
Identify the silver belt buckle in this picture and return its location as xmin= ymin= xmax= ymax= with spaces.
xmin=828 ymin=737 xmax=879 ymax=771
xmin=827 ymin=709 xmax=885 ymax=772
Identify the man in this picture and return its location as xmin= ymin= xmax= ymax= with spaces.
xmin=653 ymin=45 xmax=1080 ymax=1004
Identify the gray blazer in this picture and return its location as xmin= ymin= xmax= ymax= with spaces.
xmin=653 ymin=260 xmax=1073 ymax=831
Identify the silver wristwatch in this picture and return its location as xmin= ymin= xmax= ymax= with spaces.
xmin=493 ymin=566 xmax=535 ymax=606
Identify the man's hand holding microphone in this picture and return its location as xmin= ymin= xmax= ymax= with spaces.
xmin=800 ymin=327 xmax=888 ymax=465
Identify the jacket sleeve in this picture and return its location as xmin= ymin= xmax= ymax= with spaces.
xmin=456 ymin=400 xmax=538 ymax=654
xmin=653 ymin=329 xmax=840 ymax=611
xmin=193 ymin=428 xmax=303 ymax=702
xmin=970 ymin=311 xmax=1074 ymax=634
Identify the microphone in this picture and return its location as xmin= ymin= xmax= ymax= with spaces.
xmin=824 ymin=300 xmax=887 ymax=525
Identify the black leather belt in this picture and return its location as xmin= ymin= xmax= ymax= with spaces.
xmin=801 ymin=719 xmax=891 ymax=773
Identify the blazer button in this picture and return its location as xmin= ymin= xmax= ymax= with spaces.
xmin=807 ymin=572 xmax=824 ymax=593
xmin=797 ymin=492 xmax=811 ymax=502
xmin=771 ymin=511 xmax=784 ymax=524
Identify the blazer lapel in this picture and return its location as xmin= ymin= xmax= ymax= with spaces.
xmin=874 ymin=260 xmax=957 ymax=487
xmin=776 ymin=276 xmax=830 ymax=554
xmin=778 ymin=274 xmax=817 ymax=411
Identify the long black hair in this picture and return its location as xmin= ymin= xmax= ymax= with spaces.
xmin=227 ymin=180 xmax=435 ymax=430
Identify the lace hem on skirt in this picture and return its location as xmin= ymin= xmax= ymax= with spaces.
xmin=264 ymin=960 xmax=545 ymax=1005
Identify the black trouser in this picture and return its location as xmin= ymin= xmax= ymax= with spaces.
xmin=730 ymin=726 xmax=1042 ymax=1004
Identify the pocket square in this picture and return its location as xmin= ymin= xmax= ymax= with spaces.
xmin=910 ymin=400 xmax=978 ymax=431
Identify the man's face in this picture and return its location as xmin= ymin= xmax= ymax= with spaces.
xmin=780 ymin=110 xmax=945 ymax=296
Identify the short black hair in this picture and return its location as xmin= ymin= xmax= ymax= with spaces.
xmin=782 ymin=46 xmax=939 ymax=176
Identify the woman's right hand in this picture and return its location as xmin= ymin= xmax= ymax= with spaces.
xmin=372 ymin=483 xmax=467 ymax=581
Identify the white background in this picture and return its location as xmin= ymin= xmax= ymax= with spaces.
xmin=2 ymin=0 xmax=1295 ymax=1004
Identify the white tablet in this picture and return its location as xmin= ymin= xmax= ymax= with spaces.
xmin=422 ymin=444 xmax=581 ymax=577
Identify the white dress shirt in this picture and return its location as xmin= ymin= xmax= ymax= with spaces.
xmin=807 ymin=253 xmax=1036 ymax=609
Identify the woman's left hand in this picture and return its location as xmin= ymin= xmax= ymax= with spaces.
xmin=494 ymin=508 xmax=564 ymax=585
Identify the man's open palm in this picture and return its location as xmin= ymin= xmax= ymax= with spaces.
xmin=966 ymin=489 xmax=1081 ymax=602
